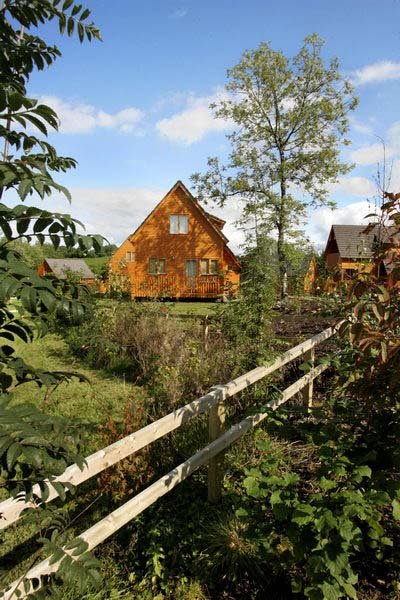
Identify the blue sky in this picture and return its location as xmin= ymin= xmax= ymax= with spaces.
xmin=20 ymin=0 xmax=400 ymax=251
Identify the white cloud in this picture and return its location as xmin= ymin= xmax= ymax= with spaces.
xmin=156 ymin=91 xmax=232 ymax=144
xmin=330 ymin=176 xmax=376 ymax=197
xmin=71 ymin=188 xmax=163 ymax=242
xmin=349 ymin=117 xmax=374 ymax=135
xmin=389 ymin=159 xmax=400 ymax=191
xmin=349 ymin=143 xmax=396 ymax=166
xmin=201 ymin=198 xmax=245 ymax=252
xmin=171 ymin=7 xmax=187 ymax=18
xmin=39 ymin=96 xmax=144 ymax=134
xmin=388 ymin=122 xmax=400 ymax=149
xmin=36 ymin=187 xmax=161 ymax=244
xmin=352 ymin=60 xmax=400 ymax=85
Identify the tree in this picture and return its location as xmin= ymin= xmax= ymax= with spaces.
xmin=192 ymin=34 xmax=358 ymax=297
xmin=0 ymin=1 xmax=105 ymax=596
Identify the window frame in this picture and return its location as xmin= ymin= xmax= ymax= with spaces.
xmin=200 ymin=258 xmax=219 ymax=276
xmin=148 ymin=258 xmax=167 ymax=275
xmin=125 ymin=251 xmax=135 ymax=263
xmin=169 ymin=214 xmax=188 ymax=235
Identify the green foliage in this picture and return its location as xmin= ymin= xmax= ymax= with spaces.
xmin=192 ymin=34 xmax=357 ymax=295
xmin=218 ymin=237 xmax=276 ymax=369
xmin=231 ymin=401 xmax=399 ymax=599
xmin=0 ymin=395 xmax=86 ymax=498
xmin=106 ymin=263 xmax=131 ymax=299
xmin=0 ymin=0 xmax=105 ymax=594
xmin=84 ymin=256 xmax=109 ymax=278
xmin=202 ymin=515 xmax=266 ymax=581
xmin=63 ymin=301 xmax=234 ymax=413
xmin=336 ymin=191 xmax=400 ymax=408
xmin=228 ymin=192 xmax=400 ymax=599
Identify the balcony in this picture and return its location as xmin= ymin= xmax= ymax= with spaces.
xmin=131 ymin=275 xmax=225 ymax=299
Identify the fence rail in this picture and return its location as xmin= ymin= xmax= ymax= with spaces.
xmin=1 ymin=324 xmax=338 ymax=600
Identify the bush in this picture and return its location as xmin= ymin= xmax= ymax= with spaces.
xmin=63 ymin=302 xmax=236 ymax=416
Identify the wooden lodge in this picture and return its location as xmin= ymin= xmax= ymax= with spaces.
xmin=324 ymin=224 xmax=391 ymax=280
xmin=304 ymin=223 xmax=397 ymax=293
xmin=38 ymin=258 xmax=95 ymax=284
xmin=109 ymin=180 xmax=240 ymax=299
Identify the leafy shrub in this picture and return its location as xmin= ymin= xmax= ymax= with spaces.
xmin=96 ymin=392 xmax=151 ymax=501
xmin=221 ymin=193 xmax=400 ymax=599
xmin=226 ymin=401 xmax=399 ymax=599
xmin=64 ymin=302 xmax=236 ymax=415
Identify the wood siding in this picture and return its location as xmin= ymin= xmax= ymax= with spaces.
xmin=109 ymin=183 xmax=240 ymax=299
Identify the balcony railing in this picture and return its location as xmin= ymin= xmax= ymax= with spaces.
xmin=132 ymin=275 xmax=224 ymax=298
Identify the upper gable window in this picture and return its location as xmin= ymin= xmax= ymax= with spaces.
xmin=170 ymin=214 xmax=188 ymax=234
xmin=125 ymin=251 xmax=135 ymax=263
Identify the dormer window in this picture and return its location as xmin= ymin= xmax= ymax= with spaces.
xmin=170 ymin=214 xmax=188 ymax=234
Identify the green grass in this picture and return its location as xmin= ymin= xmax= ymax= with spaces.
xmin=2 ymin=332 xmax=144 ymax=582
xmin=85 ymin=256 xmax=109 ymax=276
xmin=11 ymin=333 xmax=143 ymax=453
xmin=97 ymin=298 xmax=218 ymax=317
xmin=165 ymin=301 xmax=218 ymax=316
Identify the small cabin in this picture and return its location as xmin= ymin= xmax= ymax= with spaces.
xmin=324 ymin=224 xmax=378 ymax=279
xmin=38 ymin=258 xmax=95 ymax=284
xmin=323 ymin=224 xmax=396 ymax=282
xmin=109 ymin=180 xmax=240 ymax=299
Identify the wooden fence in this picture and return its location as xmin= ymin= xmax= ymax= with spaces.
xmin=0 ymin=325 xmax=337 ymax=599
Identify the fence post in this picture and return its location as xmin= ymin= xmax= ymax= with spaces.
xmin=208 ymin=388 xmax=225 ymax=503
xmin=302 ymin=346 xmax=315 ymax=413
xmin=203 ymin=315 xmax=209 ymax=353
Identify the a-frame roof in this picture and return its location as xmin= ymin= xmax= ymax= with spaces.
xmin=129 ymin=180 xmax=240 ymax=267
xmin=324 ymin=224 xmax=382 ymax=259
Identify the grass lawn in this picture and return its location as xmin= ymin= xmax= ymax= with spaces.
xmin=11 ymin=333 xmax=143 ymax=454
xmin=165 ymin=300 xmax=219 ymax=316
xmin=97 ymin=297 xmax=218 ymax=317
xmin=84 ymin=255 xmax=109 ymax=276
xmin=2 ymin=332 xmax=146 ymax=583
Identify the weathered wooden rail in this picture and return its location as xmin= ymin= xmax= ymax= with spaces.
xmin=0 ymin=325 xmax=337 ymax=599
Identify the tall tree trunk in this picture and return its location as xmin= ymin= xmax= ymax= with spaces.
xmin=277 ymin=222 xmax=287 ymax=298
xmin=278 ymin=151 xmax=288 ymax=299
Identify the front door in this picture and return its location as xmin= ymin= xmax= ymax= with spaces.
xmin=185 ymin=260 xmax=197 ymax=291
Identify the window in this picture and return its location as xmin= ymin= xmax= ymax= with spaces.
xmin=125 ymin=251 xmax=135 ymax=262
xmin=210 ymin=259 xmax=218 ymax=274
xmin=170 ymin=214 xmax=188 ymax=234
xmin=200 ymin=259 xmax=218 ymax=275
xmin=149 ymin=258 xmax=166 ymax=274
xmin=185 ymin=260 xmax=197 ymax=277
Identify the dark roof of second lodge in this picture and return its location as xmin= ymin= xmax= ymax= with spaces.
xmin=44 ymin=258 xmax=95 ymax=279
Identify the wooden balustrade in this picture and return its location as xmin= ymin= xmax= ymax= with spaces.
xmin=131 ymin=275 xmax=224 ymax=298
